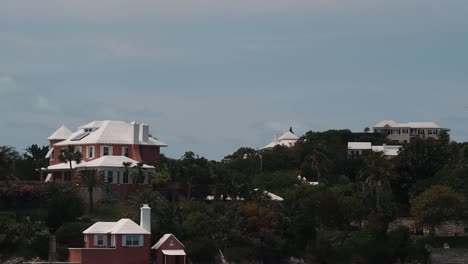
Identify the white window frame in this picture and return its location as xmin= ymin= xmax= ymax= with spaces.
xmin=122 ymin=234 xmax=143 ymax=247
xmin=94 ymin=234 xmax=107 ymax=247
xmin=50 ymin=149 xmax=55 ymax=161
xmin=76 ymin=146 xmax=82 ymax=153
xmin=101 ymin=146 xmax=113 ymax=157
xmin=87 ymin=146 xmax=95 ymax=159
xmin=122 ymin=146 xmax=129 ymax=157
xmin=106 ymin=171 xmax=114 ymax=183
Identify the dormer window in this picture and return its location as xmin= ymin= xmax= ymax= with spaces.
xmin=84 ymin=128 xmax=93 ymax=132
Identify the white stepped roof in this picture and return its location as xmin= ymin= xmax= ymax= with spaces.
xmin=80 ymin=156 xmax=154 ymax=169
xmin=54 ymin=120 xmax=167 ymax=147
xmin=278 ymin=131 xmax=299 ymax=141
xmin=162 ymin=250 xmax=186 ymax=256
xmin=48 ymin=125 xmax=72 ymax=140
xmin=83 ymin=218 xmax=150 ymax=235
xmin=152 ymin=234 xmax=184 ymax=250
xmin=260 ymin=130 xmax=299 ymax=150
xmin=45 ymin=156 xmax=154 ymax=171
xmin=374 ymin=120 xmax=441 ymax=129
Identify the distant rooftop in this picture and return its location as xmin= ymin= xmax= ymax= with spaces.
xmin=373 ymin=120 xmax=442 ymax=129
xmin=83 ymin=218 xmax=150 ymax=235
xmin=51 ymin=120 xmax=167 ymax=147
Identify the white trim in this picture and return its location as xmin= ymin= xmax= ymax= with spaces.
xmin=122 ymin=146 xmax=129 ymax=157
xmin=122 ymin=234 xmax=143 ymax=247
xmin=94 ymin=234 xmax=107 ymax=247
xmin=101 ymin=145 xmax=113 ymax=157
xmin=86 ymin=146 xmax=95 ymax=159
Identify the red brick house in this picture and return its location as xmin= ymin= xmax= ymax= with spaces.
xmin=69 ymin=205 xmax=187 ymax=264
xmin=42 ymin=121 xmax=167 ymax=196
xmin=152 ymin=234 xmax=186 ymax=264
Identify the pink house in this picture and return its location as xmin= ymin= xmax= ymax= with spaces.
xmin=42 ymin=120 xmax=167 ymax=196
xmin=69 ymin=204 xmax=152 ymax=264
xmin=69 ymin=205 xmax=187 ymax=264
xmin=152 ymin=234 xmax=186 ymax=264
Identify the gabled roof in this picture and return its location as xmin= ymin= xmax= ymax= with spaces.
xmin=260 ymin=130 xmax=299 ymax=150
xmin=80 ymin=156 xmax=154 ymax=169
xmin=83 ymin=219 xmax=150 ymax=235
xmin=48 ymin=125 xmax=72 ymax=140
xmin=278 ymin=131 xmax=299 ymax=141
xmin=54 ymin=120 xmax=167 ymax=147
xmin=152 ymin=234 xmax=184 ymax=250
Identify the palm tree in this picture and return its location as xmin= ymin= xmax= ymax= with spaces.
xmin=58 ymin=145 xmax=82 ymax=180
xmin=24 ymin=144 xmax=49 ymax=180
xmin=79 ymin=168 xmax=102 ymax=213
xmin=122 ymin=161 xmax=132 ymax=184
xmin=132 ymin=162 xmax=145 ymax=184
xmin=0 ymin=146 xmax=19 ymax=186
xmin=358 ymin=151 xmax=393 ymax=210
xmin=306 ymin=144 xmax=332 ymax=182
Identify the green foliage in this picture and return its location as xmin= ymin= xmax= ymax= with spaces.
xmin=0 ymin=145 xmax=20 ymax=186
xmin=45 ymin=183 xmax=84 ymax=232
xmin=411 ymin=185 xmax=466 ymax=234
xmin=252 ymin=171 xmax=297 ymax=196
xmin=0 ymin=216 xmax=49 ymax=258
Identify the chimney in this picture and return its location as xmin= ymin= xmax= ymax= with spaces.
xmin=140 ymin=204 xmax=151 ymax=233
xmin=131 ymin=122 xmax=139 ymax=144
xmin=140 ymin=124 xmax=149 ymax=142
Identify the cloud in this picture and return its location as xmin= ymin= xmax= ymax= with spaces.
xmin=0 ymin=74 xmax=16 ymax=94
xmin=34 ymin=95 xmax=59 ymax=113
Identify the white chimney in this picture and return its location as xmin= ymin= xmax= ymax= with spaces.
xmin=140 ymin=124 xmax=149 ymax=142
xmin=140 ymin=204 xmax=151 ymax=233
xmin=131 ymin=122 xmax=140 ymax=144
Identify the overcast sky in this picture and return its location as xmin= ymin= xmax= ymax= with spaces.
xmin=1 ymin=0 xmax=467 ymax=160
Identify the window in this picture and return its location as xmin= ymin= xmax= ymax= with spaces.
xmin=122 ymin=147 xmax=129 ymax=157
xmin=50 ymin=149 xmax=55 ymax=161
xmin=84 ymin=128 xmax=93 ymax=132
xmin=87 ymin=146 xmax=95 ymax=159
xmin=107 ymin=171 xmax=113 ymax=183
xmin=123 ymin=171 xmax=129 ymax=184
xmin=94 ymin=234 xmax=106 ymax=246
xmin=76 ymin=146 xmax=82 ymax=153
xmin=101 ymin=146 xmax=112 ymax=156
xmin=402 ymin=129 xmax=409 ymax=134
xmin=123 ymin=235 xmax=142 ymax=246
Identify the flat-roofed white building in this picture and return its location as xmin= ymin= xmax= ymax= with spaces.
xmin=373 ymin=120 xmax=449 ymax=143
xmin=348 ymin=142 xmax=401 ymax=159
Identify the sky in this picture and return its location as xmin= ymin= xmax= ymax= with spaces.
xmin=0 ymin=0 xmax=467 ymax=160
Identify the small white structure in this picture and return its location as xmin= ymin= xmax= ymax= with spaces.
xmin=347 ymin=142 xmax=401 ymax=158
xmin=260 ymin=129 xmax=299 ymax=150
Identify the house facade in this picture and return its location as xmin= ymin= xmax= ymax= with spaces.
xmin=152 ymin=234 xmax=187 ymax=264
xmin=69 ymin=205 xmax=186 ymax=264
xmin=373 ymin=120 xmax=449 ymax=143
xmin=42 ymin=121 xmax=167 ymax=195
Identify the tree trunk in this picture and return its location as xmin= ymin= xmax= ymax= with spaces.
xmin=48 ymin=233 xmax=56 ymax=262
xmin=69 ymin=161 xmax=73 ymax=181
xmin=89 ymin=188 xmax=94 ymax=213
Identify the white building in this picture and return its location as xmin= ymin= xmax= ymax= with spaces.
xmin=347 ymin=142 xmax=401 ymax=158
xmin=373 ymin=120 xmax=449 ymax=143
xmin=260 ymin=129 xmax=299 ymax=150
